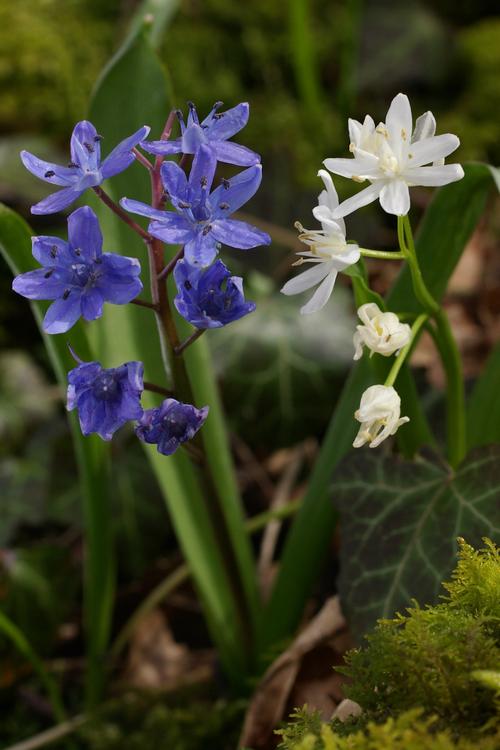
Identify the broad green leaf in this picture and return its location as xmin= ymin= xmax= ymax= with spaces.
xmin=262 ymin=164 xmax=496 ymax=654
xmin=88 ymin=28 xmax=258 ymax=684
xmin=0 ymin=204 xmax=113 ymax=706
xmin=332 ymin=445 xmax=500 ymax=637
xmin=467 ymin=343 xmax=500 ymax=451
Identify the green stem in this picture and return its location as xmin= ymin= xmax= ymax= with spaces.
xmin=359 ymin=247 xmax=405 ymax=260
xmin=384 ymin=313 xmax=428 ymax=388
xmin=397 ymin=216 xmax=466 ymax=467
xmin=0 ymin=611 xmax=66 ymax=723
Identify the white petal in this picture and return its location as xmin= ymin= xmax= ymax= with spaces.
xmin=403 ymin=164 xmax=464 ymax=187
xmin=332 ymin=244 xmax=361 ymax=269
xmin=413 ymin=111 xmax=436 ymax=142
xmin=281 ymin=261 xmax=331 ymax=296
xmin=312 ymin=205 xmax=345 ymax=236
xmin=323 ymin=155 xmax=378 ymax=179
xmin=348 ymin=118 xmax=363 ymax=145
xmin=408 ymin=134 xmax=460 ymax=168
xmin=357 ymin=302 xmax=381 ymax=325
xmin=300 ymin=270 xmax=338 ymax=314
xmin=317 ymin=169 xmax=339 ymax=208
xmin=353 ymin=331 xmax=364 ymax=360
xmin=386 ymin=93 xmax=412 ymax=142
xmin=379 ymin=179 xmax=410 ymax=216
xmin=332 ymin=182 xmax=384 ymax=219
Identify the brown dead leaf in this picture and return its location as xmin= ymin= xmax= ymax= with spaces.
xmin=123 ymin=608 xmax=213 ymax=690
xmin=239 ymin=597 xmax=351 ymax=750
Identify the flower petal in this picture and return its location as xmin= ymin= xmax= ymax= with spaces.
xmin=323 ymin=156 xmax=378 ymax=179
xmin=211 ymin=140 xmax=260 ymax=166
xmin=12 ymin=268 xmax=68 ymax=300
xmin=281 ymin=261 xmax=331 ymax=295
xmin=67 ymin=206 xmax=103 ymax=259
xmin=70 ymin=121 xmax=101 ymax=171
xmin=20 ymin=151 xmax=77 ymax=186
xmin=403 ymin=164 xmax=465 ymax=187
xmin=412 ymin=111 xmax=436 ymax=142
xmin=210 ymin=218 xmax=270 ymax=249
xmin=331 ymin=182 xmax=384 ymax=219
xmin=148 ymin=216 xmax=194 ymax=244
xmin=43 ymin=293 xmax=82 ymax=333
xmin=300 ymin=270 xmax=338 ymax=314
xmin=120 ymin=197 xmax=170 ymax=222
xmin=408 ymin=134 xmax=460 ymax=168
xmin=139 ymin=137 xmax=182 ymax=156
xmin=31 ymin=186 xmax=85 ymax=215
xmin=188 ymin=144 xmax=217 ymax=192
xmin=206 ymin=102 xmax=250 ymax=140
xmin=209 ymin=164 xmax=263 ymax=216
xmin=379 ymin=179 xmax=410 ymax=216
xmin=385 ymin=93 xmax=413 ymax=155
xmin=81 ymin=288 xmax=104 ymax=321
xmin=184 ymin=234 xmax=218 ymax=267
xmin=100 ymin=126 xmax=151 ymax=179
xmin=160 ymin=161 xmax=188 ymax=201
xmin=32 ymin=236 xmax=72 ymax=266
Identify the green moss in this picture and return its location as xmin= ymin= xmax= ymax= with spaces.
xmin=278 ymin=540 xmax=500 ymax=749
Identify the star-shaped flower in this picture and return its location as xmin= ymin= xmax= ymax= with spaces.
xmin=141 ymin=101 xmax=259 ymax=166
xmin=21 ymin=120 xmax=150 ymax=214
xmin=67 ymin=359 xmax=144 ymax=441
xmin=136 ymin=398 xmax=209 ymax=456
xmin=324 ymin=93 xmax=464 ymax=217
xmin=281 ymin=170 xmax=360 ymax=314
xmin=121 ymin=144 xmax=270 ymax=266
xmin=12 ymin=206 xmax=142 ymax=334
xmin=174 ymin=258 xmax=255 ymax=328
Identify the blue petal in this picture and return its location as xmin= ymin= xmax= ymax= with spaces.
xmin=20 ymin=151 xmax=77 ymax=186
xmin=12 ymin=268 xmax=68 ymax=300
xmin=208 ymin=164 xmax=262 ymax=216
xmin=148 ymin=216 xmax=194 ymax=244
xmin=160 ymin=161 xmax=188 ymax=201
xmin=211 ymin=140 xmax=260 ymax=166
xmin=43 ymin=293 xmax=82 ymax=333
xmin=99 ymin=253 xmax=141 ymax=275
xmin=140 ymin=138 xmax=182 ymax=156
xmin=184 ymin=234 xmax=218 ymax=267
xmin=125 ymin=361 xmax=144 ymax=393
xmin=31 ymin=186 xmax=85 ymax=215
xmin=211 ymin=218 xmax=271 ymax=249
xmin=120 ymin=197 xmax=172 ymax=222
xmin=188 ymin=144 xmax=217 ymax=193
xmin=77 ymin=394 xmax=107 ymax=437
xmin=101 ymin=125 xmax=151 ymax=179
xmin=157 ymin=434 xmax=180 ymax=455
xmin=97 ymin=271 xmax=143 ymax=304
xmin=67 ymin=206 xmax=103 ymax=259
xmin=81 ymin=288 xmax=104 ymax=321
xmin=70 ymin=121 xmax=101 ymax=171
xmin=205 ymin=102 xmax=249 ymax=140
xmin=32 ymin=236 xmax=72 ymax=267
xmin=182 ymin=124 xmax=208 ymax=154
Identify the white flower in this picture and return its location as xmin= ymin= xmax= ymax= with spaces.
xmin=353 ymin=303 xmax=411 ymax=360
xmin=353 ymin=384 xmax=409 ymax=448
xmin=281 ymin=170 xmax=360 ymax=314
xmin=324 ymin=93 xmax=464 ymax=218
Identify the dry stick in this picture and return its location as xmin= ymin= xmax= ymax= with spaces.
xmin=4 ymin=716 xmax=86 ymax=750
xmin=92 ymin=186 xmax=154 ymax=244
xmin=174 ymin=328 xmax=205 ymax=356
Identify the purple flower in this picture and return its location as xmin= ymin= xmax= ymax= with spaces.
xmin=67 ymin=359 xmax=144 ymax=440
xmin=121 ymin=144 xmax=271 ymax=266
xmin=136 ymin=399 xmax=209 ymax=456
xmin=174 ymin=258 xmax=255 ymax=329
xmin=12 ymin=206 xmax=142 ymax=334
xmin=21 ymin=120 xmax=150 ymax=214
xmin=141 ymin=101 xmax=259 ymax=167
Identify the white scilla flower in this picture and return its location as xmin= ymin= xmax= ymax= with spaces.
xmin=353 ymin=303 xmax=411 ymax=360
xmin=353 ymin=384 xmax=409 ymax=449
xmin=324 ymin=93 xmax=464 ymax=218
xmin=281 ymin=170 xmax=360 ymax=314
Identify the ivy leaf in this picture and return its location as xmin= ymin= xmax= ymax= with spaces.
xmin=332 ymin=445 xmax=500 ymax=637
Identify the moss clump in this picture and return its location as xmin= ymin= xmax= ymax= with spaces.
xmin=278 ymin=539 xmax=500 ymax=749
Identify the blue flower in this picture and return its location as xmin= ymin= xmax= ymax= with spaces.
xmin=12 ymin=206 xmax=142 ymax=334
xmin=121 ymin=144 xmax=271 ymax=266
xmin=174 ymin=258 xmax=255 ymax=329
xmin=67 ymin=359 xmax=144 ymax=441
xmin=21 ymin=120 xmax=150 ymax=214
xmin=141 ymin=101 xmax=259 ymax=167
xmin=136 ymin=399 xmax=209 ymax=456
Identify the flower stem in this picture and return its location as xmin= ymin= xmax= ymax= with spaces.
xmin=384 ymin=313 xmax=428 ymax=388
xmin=132 ymin=147 xmax=154 ymax=172
xmin=143 ymin=381 xmax=174 ymax=397
xmin=359 ymin=247 xmax=405 ymax=260
xmin=158 ymin=246 xmax=184 ymax=281
xmin=174 ymin=328 xmax=206 ymax=356
xmin=397 ymin=215 xmax=466 ymax=467
xmin=130 ymin=297 xmax=158 ymax=311
xmin=92 ymin=186 xmax=154 ymax=244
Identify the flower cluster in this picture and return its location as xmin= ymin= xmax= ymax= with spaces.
xmin=282 ymin=93 xmax=464 ymax=449
xmin=14 ymin=100 xmax=270 ymax=455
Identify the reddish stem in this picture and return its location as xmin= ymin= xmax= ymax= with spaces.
xmin=174 ymin=328 xmax=206 ymax=356
xmin=92 ymin=186 xmax=153 ymax=244
xmin=132 ymin=148 xmax=154 ymax=172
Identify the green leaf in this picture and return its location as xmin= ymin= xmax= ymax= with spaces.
xmin=467 ymin=343 xmax=500 ymax=451
xmin=332 ymin=445 xmax=500 ymax=637
xmin=124 ymin=0 xmax=181 ymax=50
xmin=0 ymin=204 xmax=113 ymax=707
xmin=88 ymin=28 xmax=258 ymax=686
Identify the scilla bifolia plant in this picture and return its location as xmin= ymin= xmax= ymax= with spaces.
xmin=282 ymin=93 xmax=465 ymax=460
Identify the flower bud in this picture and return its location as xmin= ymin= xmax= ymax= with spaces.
xmin=353 ymin=303 xmax=411 ymax=361
xmin=353 ymin=384 xmax=409 ymax=448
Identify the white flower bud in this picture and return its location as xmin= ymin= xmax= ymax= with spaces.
xmin=353 ymin=385 xmax=409 ymax=449
xmin=353 ymin=303 xmax=411 ymax=361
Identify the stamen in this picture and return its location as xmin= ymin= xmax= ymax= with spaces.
xmin=202 ymin=225 xmax=212 ymax=236
xmin=219 ymin=202 xmax=230 ymax=210
xmin=94 ymin=134 xmax=103 ymax=142
xmin=179 ymin=201 xmax=192 ymax=209
xmin=50 ymin=245 xmax=58 ymax=258
xmin=44 ymin=269 xmax=54 ymax=278
xmin=67 ymin=162 xmax=79 ymax=168
xmin=221 ymin=178 xmax=230 ymax=190
xmin=44 ymin=170 xmax=55 ymax=178
xmin=184 ymin=280 xmax=192 ymax=290
xmin=200 ymin=176 xmax=208 ymax=188
xmin=62 ymin=289 xmax=71 ymax=300
xmin=83 ymin=142 xmax=94 ymax=153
